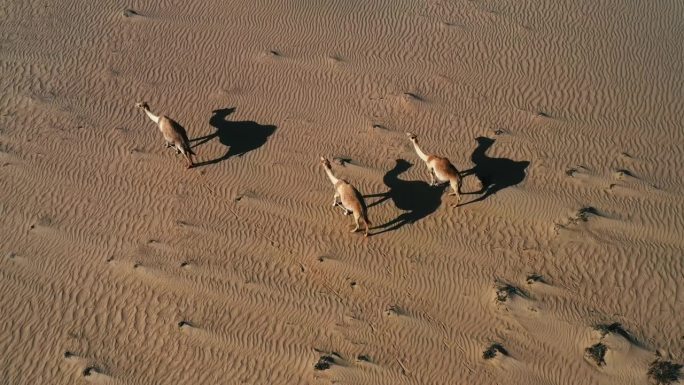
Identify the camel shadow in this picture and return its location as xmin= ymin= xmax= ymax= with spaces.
xmin=191 ymin=108 xmax=276 ymax=167
xmin=459 ymin=137 xmax=529 ymax=206
xmin=367 ymin=159 xmax=445 ymax=235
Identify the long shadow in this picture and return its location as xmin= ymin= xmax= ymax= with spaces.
xmin=191 ymin=108 xmax=277 ymax=167
xmin=459 ymin=137 xmax=529 ymax=206
xmin=367 ymin=159 xmax=445 ymax=235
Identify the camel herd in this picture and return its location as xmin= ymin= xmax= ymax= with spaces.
xmin=136 ymin=102 xmax=463 ymax=237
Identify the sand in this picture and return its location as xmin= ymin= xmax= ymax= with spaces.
xmin=1 ymin=0 xmax=683 ymax=384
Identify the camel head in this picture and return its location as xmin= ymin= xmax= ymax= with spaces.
xmin=319 ymin=156 xmax=332 ymax=169
xmin=406 ymin=132 xmax=418 ymax=142
xmin=135 ymin=101 xmax=150 ymax=110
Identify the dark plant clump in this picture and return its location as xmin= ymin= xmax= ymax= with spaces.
xmin=122 ymin=9 xmax=139 ymax=17
xmin=647 ymin=360 xmax=682 ymax=385
xmin=357 ymin=354 xmax=371 ymax=362
xmin=314 ymin=355 xmax=335 ymax=371
xmin=585 ymin=343 xmax=607 ymax=366
xmin=82 ymin=366 xmax=100 ymax=377
xmin=615 ymin=169 xmax=634 ymax=177
xmin=595 ymin=323 xmax=635 ymax=344
xmin=496 ymin=283 xmax=524 ymax=303
xmin=576 ymin=207 xmax=599 ymax=222
xmin=178 ymin=320 xmax=193 ymax=328
xmin=496 ymin=286 xmax=514 ymax=302
xmin=526 ymin=274 xmax=545 ymax=284
xmin=483 ymin=343 xmax=508 ymax=360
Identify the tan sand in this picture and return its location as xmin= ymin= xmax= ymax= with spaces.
xmin=1 ymin=0 xmax=683 ymax=384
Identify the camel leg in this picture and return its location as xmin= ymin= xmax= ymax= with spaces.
xmin=177 ymin=146 xmax=193 ymax=169
xmin=350 ymin=212 xmax=360 ymax=232
xmin=429 ymin=169 xmax=437 ymax=186
xmin=448 ymin=178 xmax=461 ymax=202
xmin=332 ymin=192 xmax=340 ymax=207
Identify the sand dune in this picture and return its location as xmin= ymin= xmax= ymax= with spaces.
xmin=1 ymin=0 xmax=683 ymax=384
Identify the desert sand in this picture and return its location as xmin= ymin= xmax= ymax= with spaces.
xmin=1 ymin=0 xmax=683 ymax=384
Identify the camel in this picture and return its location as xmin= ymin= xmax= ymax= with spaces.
xmin=406 ymin=132 xmax=462 ymax=202
xmin=135 ymin=102 xmax=195 ymax=168
xmin=320 ymin=157 xmax=371 ymax=236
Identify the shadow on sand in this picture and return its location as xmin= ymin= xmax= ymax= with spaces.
xmin=191 ymin=108 xmax=276 ymax=167
xmin=366 ymin=159 xmax=445 ymax=235
xmin=459 ymin=137 xmax=529 ymax=206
